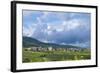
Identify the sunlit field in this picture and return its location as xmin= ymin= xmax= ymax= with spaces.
xmin=22 ymin=48 xmax=91 ymax=63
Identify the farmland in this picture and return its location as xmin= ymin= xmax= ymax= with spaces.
xmin=22 ymin=37 xmax=91 ymax=63
xmin=22 ymin=49 xmax=91 ymax=63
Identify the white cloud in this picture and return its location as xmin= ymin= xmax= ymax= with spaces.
xmin=47 ymin=25 xmax=51 ymax=30
xmin=36 ymin=17 xmax=42 ymax=25
xmin=66 ymin=19 xmax=81 ymax=31
xmin=46 ymin=18 xmax=82 ymax=34
xmin=61 ymin=43 xmax=67 ymax=45
xmin=23 ymin=27 xmax=32 ymax=37
xmin=47 ymin=30 xmax=53 ymax=35
xmin=23 ymin=23 xmax=36 ymax=37
xmin=69 ymin=41 xmax=90 ymax=48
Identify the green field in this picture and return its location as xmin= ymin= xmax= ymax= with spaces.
xmin=22 ymin=49 xmax=91 ymax=63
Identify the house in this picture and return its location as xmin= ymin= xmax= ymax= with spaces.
xmin=31 ymin=47 xmax=39 ymax=51
xmin=30 ymin=46 xmax=80 ymax=52
xmin=48 ymin=47 xmax=53 ymax=51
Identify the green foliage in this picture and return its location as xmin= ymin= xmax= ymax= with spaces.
xmin=22 ymin=37 xmax=90 ymax=63
xmin=22 ymin=50 xmax=91 ymax=63
xmin=24 ymin=48 xmax=28 ymax=51
xmin=23 ymin=58 xmax=31 ymax=62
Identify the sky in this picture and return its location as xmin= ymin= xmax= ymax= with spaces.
xmin=23 ymin=10 xmax=91 ymax=48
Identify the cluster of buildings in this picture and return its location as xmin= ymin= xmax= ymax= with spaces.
xmin=26 ymin=46 xmax=81 ymax=52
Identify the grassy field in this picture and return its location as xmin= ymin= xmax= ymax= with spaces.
xmin=22 ymin=49 xmax=91 ymax=63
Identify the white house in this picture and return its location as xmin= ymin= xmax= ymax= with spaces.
xmin=48 ymin=47 xmax=52 ymax=51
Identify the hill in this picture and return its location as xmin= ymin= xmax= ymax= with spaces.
xmin=23 ymin=36 xmax=82 ymax=49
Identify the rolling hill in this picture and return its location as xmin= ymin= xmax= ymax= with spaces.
xmin=23 ymin=36 xmax=82 ymax=49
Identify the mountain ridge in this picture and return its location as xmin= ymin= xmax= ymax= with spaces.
xmin=23 ymin=36 xmax=83 ymax=49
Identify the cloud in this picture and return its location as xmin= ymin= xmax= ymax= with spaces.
xmin=23 ymin=23 xmax=36 ymax=37
xmin=23 ymin=10 xmax=91 ymax=48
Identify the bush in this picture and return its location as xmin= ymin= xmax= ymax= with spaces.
xmin=23 ymin=58 xmax=31 ymax=62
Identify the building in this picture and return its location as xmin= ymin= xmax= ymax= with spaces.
xmin=48 ymin=47 xmax=53 ymax=51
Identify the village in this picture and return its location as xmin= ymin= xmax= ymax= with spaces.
xmin=25 ymin=46 xmax=81 ymax=52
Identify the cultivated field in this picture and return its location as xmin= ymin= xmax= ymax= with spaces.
xmin=22 ymin=49 xmax=91 ymax=63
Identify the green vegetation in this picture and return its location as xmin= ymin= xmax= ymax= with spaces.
xmin=22 ymin=37 xmax=91 ymax=63
xmin=22 ymin=49 xmax=91 ymax=63
xmin=23 ymin=36 xmax=82 ymax=49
